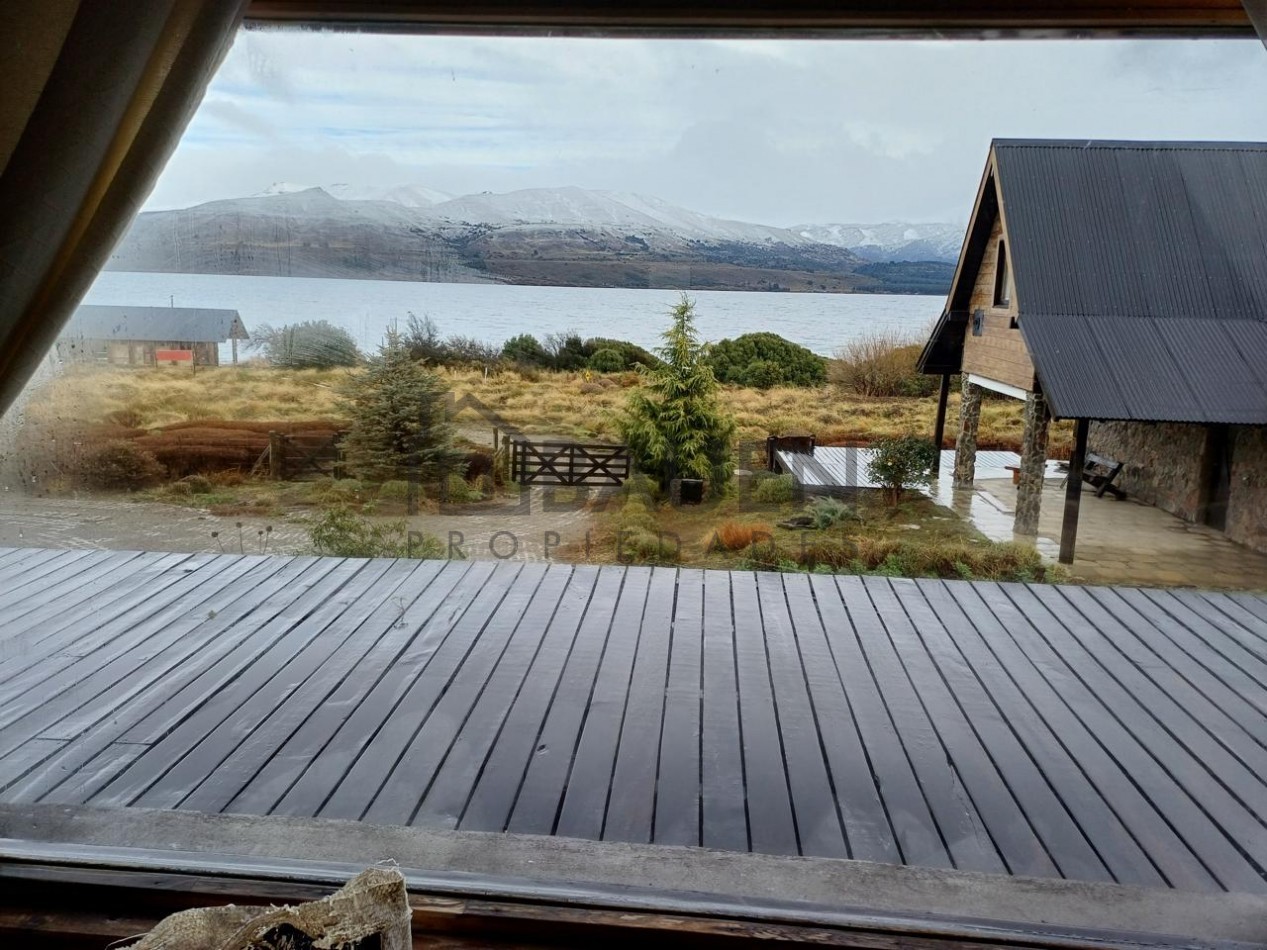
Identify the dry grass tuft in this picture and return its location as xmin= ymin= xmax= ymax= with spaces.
xmin=711 ymin=520 xmax=774 ymax=551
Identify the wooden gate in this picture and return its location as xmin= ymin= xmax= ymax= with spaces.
xmin=509 ymin=439 xmax=630 ymax=486
xmin=262 ymin=430 xmax=344 ymax=480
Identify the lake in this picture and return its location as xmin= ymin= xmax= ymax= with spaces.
xmin=84 ymin=272 xmax=943 ymax=359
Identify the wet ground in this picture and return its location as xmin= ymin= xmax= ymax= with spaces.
xmin=0 ymin=485 xmax=609 ymax=561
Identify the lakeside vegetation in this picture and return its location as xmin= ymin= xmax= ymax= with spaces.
xmin=12 ymin=308 xmax=1070 ymax=580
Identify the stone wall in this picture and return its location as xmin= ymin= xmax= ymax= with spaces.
xmin=1227 ymin=426 xmax=1267 ymax=554
xmin=1089 ymin=421 xmax=1267 ymax=554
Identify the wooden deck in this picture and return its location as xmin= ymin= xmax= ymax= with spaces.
xmin=1 ymin=547 xmax=1266 ymax=894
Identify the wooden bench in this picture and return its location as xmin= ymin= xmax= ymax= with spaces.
xmin=1082 ymin=451 xmax=1126 ymax=499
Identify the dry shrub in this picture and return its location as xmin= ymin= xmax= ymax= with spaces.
xmin=73 ymin=440 xmax=166 ymax=490
xmin=577 ymin=382 xmax=605 ymax=395
xmin=830 ymin=332 xmax=936 ymax=398
xmin=712 ymin=520 xmax=773 ymax=551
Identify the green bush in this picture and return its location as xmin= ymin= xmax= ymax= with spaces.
xmin=249 ymin=320 xmax=362 ymax=369
xmin=499 ymin=333 xmax=549 ymax=367
xmin=709 ymin=333 xmax=827 ymax=389
xmin=180 ymin=474 xmax=214 ymax=495
xmin=806 ymin=496 xmax=857 ymax=529
xmin=584 ymin=338 xmax=662 ymax=372
xmin=587 ymin=347 xmax=626 ymax=373
xmin=866 ymin=435 xmax=938 ymax=506
xmin=754 ymin=473 xmax=797 ymax=504
xmin=444 ymin=472 xmax=484 ymax=503
xmin=308 ymin=506 xmax=447 ymax=558
xmin=377 ymin=479 xmax=415 ymax=502
xmin=74 ymin=440 xmax=166 ymax=490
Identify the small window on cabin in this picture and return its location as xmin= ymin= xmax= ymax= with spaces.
xmin=993 ymin=239 xmax=1011 ymax=307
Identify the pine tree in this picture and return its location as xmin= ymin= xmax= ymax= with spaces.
xmin=340 ymin=329 xmax=460 ymax=484
xmin=621 ymin=295 xmax=736 ymax=493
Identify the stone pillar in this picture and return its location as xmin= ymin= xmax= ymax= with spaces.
xmin=1014 ymin=391 xmax=1050 ymax=536
xmin=953 ymin=377 xmax=983 ymax=487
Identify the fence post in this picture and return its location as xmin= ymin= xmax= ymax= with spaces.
xmin=269 ymin=431 xmax=285 ymax=481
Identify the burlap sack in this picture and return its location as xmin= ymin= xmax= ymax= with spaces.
xmin=121 ymin=866 xmax=411 ymax=949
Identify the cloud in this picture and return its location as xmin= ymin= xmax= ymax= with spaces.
xmin=147 ymin=31 xmax=1267 ymax=225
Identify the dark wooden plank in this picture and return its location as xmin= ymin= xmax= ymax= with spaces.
xmin=1122 ymin=587 xmax=1267 ymax=697
xmin=836 ymin=576 xmax=1005 ymax=875
xmin=699 ymin=570 xmax=748 ymax=853
xmin=460 ymin=565 xmax=602 ymax=833
xmin=728 ymin=570 xmax=798 ymax=856
xmin=225 ymin=560 xmax=473 ymax=816
xmin=0 ymin=552 xmax=197 ymax=683
xmin=131 ymin=557 xmax=403 ymax=810
xmin=868 ymin=578 xmax=1060 ymax=879
xmin=0 ymin=549 xmax=100 ymax=610
xmin=1182 ymin=590 xmax=1267 ymax=656
xmin=1084 ymin=589 xmax=1267 ymax=734
xmin=505 ymin=567 xmax=624 ymax=836
xmin=603 ymin=567 xmax=678 ymax=844
xmin=891 ymin=579 xmax=1110 ymax=883
xmin=0 ymin=550 xmax=161 ymax=661
xmin=1033 ymin=586 xmax=1267 ymax=814
xmin=0 ymin=557 xmax=333 ymax=805
xmin=807 ymin=574 xmax=950 ymax=870
xmin=912 ymin=579 xmax=1163 ymax=889
xmin=780 ymin=574 xmax=896 ymax=865
xmin=176 ymin=558 xmax=441 ymax=814
xmin=754 ymin=571 xmax=847 ymax=859
xmin=653 ymin=568 xmax=704 ymax=847
xmin=271 ymin=561 xmax=517 ymax=819
xmin=1220 ymin=591 xmax=1267 ymax=627
xmin=32 ymin=558 xmax=292 ymax=745
xmin=0 ymin=555 xmax=264 ymax=758
xmin=0 ymin=553 xmax=231 ymax=732
xmin=416 ymin=564 xmax=584 ymax=829
xmin=945 ymin=581 xmax=1217 ymax=892
xmin=87 ymin=557 xmax=372 ymax=807
xmin=360 ymin=563 xmax=552 ymax=825
xmin=324 ymin=563 xmax=541 ymax=823
xmin=40 ymin=742 xmax=149 ymax=806
xmin=975 ymin=582 xmax=1264 ymax=894
xmin=554 ymin=566 xmax=652 ymax=841
xmin=0 ymin=738 xmax=67 ymax=788
xmin=1022 ymin=585 xmax=1267 ymax=870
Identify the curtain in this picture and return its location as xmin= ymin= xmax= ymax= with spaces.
xmin=0 ymin=0 xmax=248 ymax=416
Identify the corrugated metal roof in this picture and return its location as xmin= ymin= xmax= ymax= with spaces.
xmin=923 ymin=140 xmax=1267 ymax=423
xmin=61 ymin=305 xmax=247 ymax=343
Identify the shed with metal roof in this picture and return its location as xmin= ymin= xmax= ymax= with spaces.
xmin=57 ymin=304 xmax=249 ymax=366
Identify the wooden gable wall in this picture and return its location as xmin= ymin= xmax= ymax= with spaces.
xmin=960 ymin=196 xmax=1036 ymax=392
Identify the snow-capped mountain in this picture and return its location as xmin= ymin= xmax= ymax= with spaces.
xmin=794 ymin=222 xmax=964 ymax=263
xmin=111 ymin=184 xmax=956 ymax=294
xmin=427 ymin=186 xmax=814 ymax=245
xmin=254 ymin=181 xmax=454 ymax=207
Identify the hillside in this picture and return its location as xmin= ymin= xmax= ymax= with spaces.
xmin=108 ymin=186 xmax=955 ymax=294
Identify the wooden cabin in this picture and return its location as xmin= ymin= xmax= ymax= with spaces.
xmin=56 ymin=305 xmax=249 ymax=367
xmin=920 ymin=139 xmax=1267 ymax=560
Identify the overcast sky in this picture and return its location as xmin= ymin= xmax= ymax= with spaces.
xmin=146 ymin=30 xmax=1267 ymax=226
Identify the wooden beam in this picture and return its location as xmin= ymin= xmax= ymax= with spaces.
xmin=244 ymin=0 xmax=1254 ymax=36
xmin=1059 ymin=418 xmax=1090 ymax=565
xmin=931 ymin=374 xmax=951 ymax=475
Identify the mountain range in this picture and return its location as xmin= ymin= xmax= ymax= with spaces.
xmin=107 ymin=184 xmax=960 ymax=294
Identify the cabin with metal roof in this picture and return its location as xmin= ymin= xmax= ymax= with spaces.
xmin=919 ymin=139 xmax=1267 ymax=561
xmin=56 ymin=304 xmax=249 ymax=367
